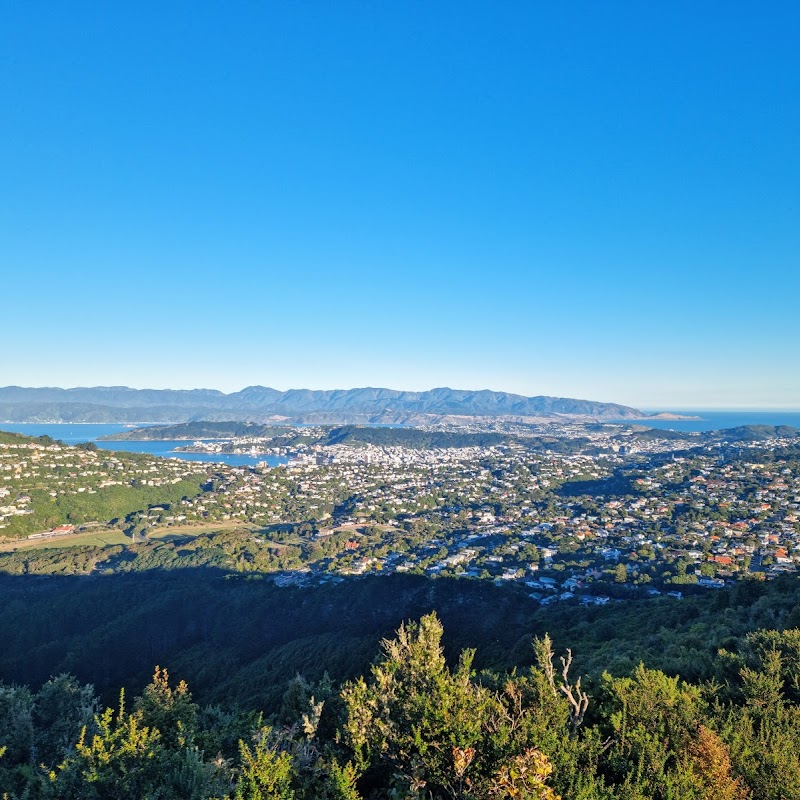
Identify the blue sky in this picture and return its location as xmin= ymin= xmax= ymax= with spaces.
xmin=2 ymin=2 xmax=798 ymax=409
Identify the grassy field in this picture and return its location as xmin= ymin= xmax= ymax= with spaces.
xmin=148 ymin=520 xmax=249 ymax=537
xmin=0 ymin=520 xmax=253 ymax=553
xmin=0 ymin=529 xmax=132 ymax=552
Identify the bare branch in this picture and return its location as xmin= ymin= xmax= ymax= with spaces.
xmin=560 ymin=649 xmax=573 ymax=685
xmin=558 ymin=649 xmax=589 ymax=734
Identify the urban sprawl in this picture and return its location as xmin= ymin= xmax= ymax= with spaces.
xmin=1 ymin=422 xmax=799 ymax=605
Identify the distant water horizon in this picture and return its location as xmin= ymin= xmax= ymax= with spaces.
xmin=635 ymin=410 xmax=800 ymax=433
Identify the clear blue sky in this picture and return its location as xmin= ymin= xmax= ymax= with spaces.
xmin=2 ymin=2 xmax=798 ymax=409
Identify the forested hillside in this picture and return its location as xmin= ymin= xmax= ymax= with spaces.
xmin=1 ymin=572 xmax=800 ymax=797
xmin=1 ymin=600 xmax=800 ymax=798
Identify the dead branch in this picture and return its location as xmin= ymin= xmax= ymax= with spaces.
xmin=559 ymin=649 xmax=589 ymax=734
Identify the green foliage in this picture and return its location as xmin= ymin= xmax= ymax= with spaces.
xmin=0 ymin=684 xmax=34 ymax=766
xmin=234 ymin=730 xmax=295 ymax=800
xmin=33 ymin=674 xmax=97 ymax=767
xmin=47 ymin=675 xmax=228 ymax=800
xmin=3 ymin=574 xmax=800 ymax=797
xmin=51 ymin=690 xmax=165 ymax=798
xmin=717 ymin=630 xmax=800 ymax=799
xmin=601 ymin=665 xmax=706 ymax=799
xmin=0 ymin=477 xmax=205 ymax=539
xmin=341 ymin=612 xmax=563 ymax=800
xmin=134 ymin=666 xmax=199 ymax=749
xmin=2 ymin=616 xmax=800 ymax=798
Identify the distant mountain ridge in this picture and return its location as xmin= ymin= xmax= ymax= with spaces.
xmin=0 ymin=385 xmax=644 ymax=424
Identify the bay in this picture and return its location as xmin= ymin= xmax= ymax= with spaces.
xmin=0 ymin=423 xmax=287 ymax=467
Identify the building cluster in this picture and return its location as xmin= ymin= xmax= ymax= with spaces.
xmin=2 ymin=426 xmax=799 ymax=606
xmin=0 ymin=439 xmax=209 ymax=536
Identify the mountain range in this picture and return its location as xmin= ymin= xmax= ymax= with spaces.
xmin=0 ymin=385 xmax=645 ymax=424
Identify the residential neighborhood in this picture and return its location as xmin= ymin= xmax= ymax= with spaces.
xmin=1 ymin=424 xmax=799 ymax=602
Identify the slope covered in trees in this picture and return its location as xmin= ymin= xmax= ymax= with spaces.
xmin=2 ymin=570 xmax=800 ymax=708
xmin=1 ymin=609 xmax=800 ymax=799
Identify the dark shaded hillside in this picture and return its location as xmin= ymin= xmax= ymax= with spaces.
xmin=0 ymin=571 xmax=541 ymax=709
xmin=2 ymin=570 xmax=800 ymax=799
xmin=2 ymin=570 xmax=800 ymax=713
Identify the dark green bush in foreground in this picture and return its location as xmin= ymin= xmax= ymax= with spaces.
xmin=2 ymin=614 xmax=800 ymax=799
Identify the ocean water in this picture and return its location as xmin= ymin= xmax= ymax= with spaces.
xmin=634 ymin=411 xmax=800 ymax=433
xmin=0 ymin=423 xmax=287 ymax=467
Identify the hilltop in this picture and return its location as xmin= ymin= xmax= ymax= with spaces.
xmin=0 ymin=385 xmax=644 ymax=424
